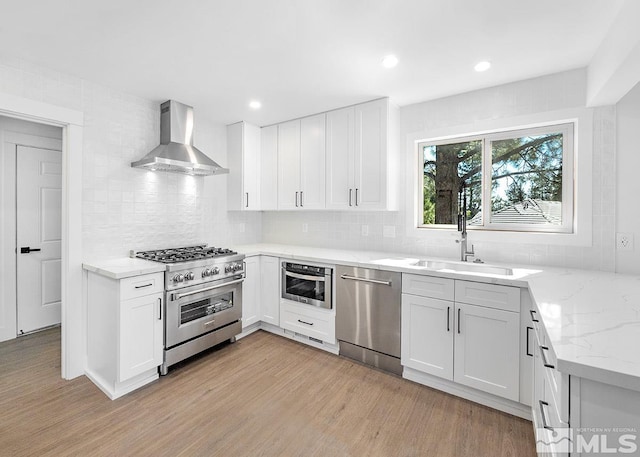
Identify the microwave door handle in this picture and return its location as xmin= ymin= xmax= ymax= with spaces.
xmin=174 ymin=278 xmax=244 ymax=300
xmin=284 ymin=270 xmax=327 ymax=282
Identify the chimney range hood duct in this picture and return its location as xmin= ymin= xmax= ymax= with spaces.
xmin=131 ymin=100 xmax=229 ymax=176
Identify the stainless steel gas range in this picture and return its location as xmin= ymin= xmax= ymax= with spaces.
xmin=132 ymin=245 xmax=245 ymax=375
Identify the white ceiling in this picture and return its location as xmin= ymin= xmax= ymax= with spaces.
xmin=0 ymin=0 xmax=624 ymax=126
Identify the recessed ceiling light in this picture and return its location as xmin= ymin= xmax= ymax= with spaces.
xmin=249 ymin=100 xmax=261 ymax=109
xmin=382 ymin=55 xmax=398 ymax=69
xmin=474 ymin=61 xmax=491 ymax=72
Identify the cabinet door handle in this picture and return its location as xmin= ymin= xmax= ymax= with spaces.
xmin=457 ymin=308 xmax=461 ymax=334
xmin=297 ymin=319 xmax=313 ymax=326
xmin=539 ymin=400 xmax=554 ymax=431
xmin=158 ymin=297 xmax=162 ymax=320
xmin=447 ymin=306 xmax=450 ymax=332
xmin=295 ymin=191 xmax=299 ymax=207
xmin=300 ymin=191 xmax=304 ymax=207
xmin=135 ymin=283 xmax=153 ymax=289
xmin=526 ymin=326 xmax=533 ymax=356
xmin=355 ymin=188 xmax=359 ymax=206
xmin=540 ymin=345 xmax=555 ymax=369
xmin=530 ymin=309 xmax=539 ymax=322
xmin=245 ymin=192 xmax=249 ymax=208
xmin=349 ymin=188 xmax=353 ymax=206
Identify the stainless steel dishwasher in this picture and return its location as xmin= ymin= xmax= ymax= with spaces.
xmin=336 ymin=265 xmax=402 ymax=375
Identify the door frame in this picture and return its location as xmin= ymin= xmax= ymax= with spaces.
xmin=0 ymin=92 xmax=84 ymax=380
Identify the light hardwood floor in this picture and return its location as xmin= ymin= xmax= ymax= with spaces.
xmin=0 ymin=328 xmax=536 ymax=457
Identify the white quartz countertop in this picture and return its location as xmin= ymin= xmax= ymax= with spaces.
xmin=83 ymin=257 xmax=166 ymax=279
xmin=83 ymin=243 xmax=640 ymax=392
xmin=233 ymin=243 xmax=640 ymax=392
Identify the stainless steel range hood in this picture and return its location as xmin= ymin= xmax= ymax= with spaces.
xmin=131 ymin=100 xmax=229 ymax=176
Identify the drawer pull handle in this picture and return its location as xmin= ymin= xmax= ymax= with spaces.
xmin=447 ymin=306 xmax=450 ymax=332
xmin=298 ymin=319 xmax=314 ymax=326
xmin=135 ymin=283 xmax=153 ymax=289
xmin=539 ymin=400 xmax=554 ymax=431
xmin=457 ymin=308 xmax=461 ymax=334
xmin=526 ymin=326 xmax=533 ymax=357
xmin=530 ymin=309 xmax=539 ymax=322
xmin=540 ymin=345 xmax=555 ymax=369
xmin=204 ymin=320 xmax=216 ymax=327
xmin=158 ymin=297 xmax=162 ymax=320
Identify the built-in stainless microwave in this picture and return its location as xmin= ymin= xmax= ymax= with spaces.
xmin=281 ymin=261 xmax=333 ymax=309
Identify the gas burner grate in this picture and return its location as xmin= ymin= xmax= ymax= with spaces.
xmin=134 ymin=244 xmax=238 ymax=264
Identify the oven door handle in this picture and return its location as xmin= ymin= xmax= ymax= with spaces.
xmin=283 ymin=270 xmax=327 ymax=282
xmin=174 ymin=278 xmax=244 ymax=300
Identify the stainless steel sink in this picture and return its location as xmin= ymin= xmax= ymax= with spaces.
xmin=411 ymin=259 xmax=514 ymax=276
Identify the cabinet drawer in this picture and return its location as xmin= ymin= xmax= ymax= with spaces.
xmin=454 ymin=281 xmax=520 ymax=312
xmin=402 ymin=274 xmax=454 ymax=301
xmin=280 ymin=301 xmax=335 ymax=344
xmin=120 ymin=273 xmax=164 ymax=301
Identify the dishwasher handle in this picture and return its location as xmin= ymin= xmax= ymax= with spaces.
xmin=340 ymin=274 xmax=392 ymax=286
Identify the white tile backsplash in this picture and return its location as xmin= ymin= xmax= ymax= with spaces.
xmin=0 ymin=55 xmax=261 ymax=260
xmin=263 ymin=69 xmax=617 ymax=272
xmin=0 ymin=56 xmax=621 ymax=272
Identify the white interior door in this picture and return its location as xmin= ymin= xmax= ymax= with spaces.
xmin=16 ymin=145 xmax=62 ymax=334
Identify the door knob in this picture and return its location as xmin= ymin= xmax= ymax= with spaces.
xmin=20 ymin=247 xmax=41 ymax=254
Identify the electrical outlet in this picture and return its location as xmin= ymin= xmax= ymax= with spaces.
xmin=383 ymin=225 xmax=396 ymax=238
xmin=616 ymin=232 xmax=634 ymax=250
xmin=302 ymin=223 xmax=308 ymax=233
xmin=361 ymin=225 xmax=369 ymax=236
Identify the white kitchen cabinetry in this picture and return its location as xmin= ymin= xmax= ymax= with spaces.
xmin=260 ymin=125 xmax=278 ymax=210
xmin=242 ymin=256 xmax=260 ymax=329
xmin=259 ymin=256 xmax=280 ymax=326
xmin=326 ymin=98 xmax=397 ymax=210
xmin=277 ymin=114 xmax=326 ymax=210
xmin=86 ymin=271 xmax=164 ymax=399
xmin=280 ymin=300 xmax=335 ymax=344
xmin=402 ymin=274 xmax=520 ymax=402
xmin=401 ymin=293 xmax=454 ymax=379
xmin=227 ymin=121 xmax=261 ymax=211
xmin=241 ymin=255 xmax=280 ymax=332
xmin=453 ymin=301 xmax=519 ymax=399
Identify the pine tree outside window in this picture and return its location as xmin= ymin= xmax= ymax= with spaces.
xmin=419 ymin=123 xmax=574 ymax=233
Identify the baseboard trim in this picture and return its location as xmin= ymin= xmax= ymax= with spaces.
xmin=85 ymin=368 xmax=158 ymax=400
xmin=403 ymin=367 xmax=532 ymax=420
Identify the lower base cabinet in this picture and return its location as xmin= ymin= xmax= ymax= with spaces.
xmin=280 ymin=300 xmax=335 ymax=344
xmin=86 ymin=271 xmax=164 ymax=400
xmin=401 ymin=274 xmax=521 ymax=402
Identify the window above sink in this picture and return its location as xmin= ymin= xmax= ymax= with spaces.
xmin=418 ymin=122 xmax=574 ymax=234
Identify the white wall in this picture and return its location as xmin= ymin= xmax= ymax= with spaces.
xmin=0 ymin=55 xmax=261 ymax=261
xmin=263 ymin=69 xmax=617 ymax=271
xmin=615 ymin=81 xmax=640 ymax=273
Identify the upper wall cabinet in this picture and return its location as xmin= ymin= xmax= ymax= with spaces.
xmin=260 ymin=125 xmax=278 ymax=211
xmin=326 ymin=98 xmax=397 ymax=210
xmin=277 ymin=114 xmax=326 ymax=210
xmin=227 ymin=122 xmax=261 ymax=211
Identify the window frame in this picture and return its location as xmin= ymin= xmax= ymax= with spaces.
xmin=417 ymin=122 xmax=575 ymax=234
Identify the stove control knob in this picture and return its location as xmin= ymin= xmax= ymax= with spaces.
xmin=173 ymin=274 xmax=184 ymax=283
xmin=185 ymin=272 xmax=195 ymax=281
xmin=202 ymin=269 xmax=211 ymax=278
xmin=233 ymin=263 xmax=243 ymax=272
xmin=212 ymin=267 xmax=220 ymax=275
xmin=225 ymin=264 xmax=232 ymax=273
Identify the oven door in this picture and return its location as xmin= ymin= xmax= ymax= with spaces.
xmin=281 ymin=263 xmax=332 ymax=309
xmin=165 ymin=276 xmax=243 ymax=348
